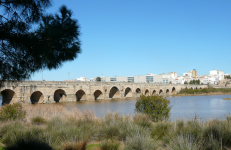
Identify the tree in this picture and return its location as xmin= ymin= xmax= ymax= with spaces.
xmin=225 ymin=75 xmax=231 ymax=79
xmin=189 ymin=79 xmax=200 ymax=84
xmin=95 ymin=77 xmax=101 ymax=82
xmin=184 ymin=81 xmax=188 ymax=84
xmin=0 ymin=1 xmax=81 ymax=86
xmin=169 ymin=81 xmax=172 ymax=84
xmin=135 ymin=95 xmax=172 ymax=122
xmin=189 ymin=80 xmax=194 ymax=84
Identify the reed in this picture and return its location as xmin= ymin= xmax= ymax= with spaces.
xmin=61 ymin=140 xmax=88 ymax=150
xmin=0 ymin=105 xmax=231 ymax=149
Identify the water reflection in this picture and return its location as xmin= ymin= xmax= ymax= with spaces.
xmin=1 ymin=95 xmax=231 ymax=121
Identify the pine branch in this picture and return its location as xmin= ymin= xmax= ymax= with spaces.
xmin=0 ymin=1 xmax=18 ymax=4
xmin=0 ymin=14 xmax=8 ymax=21
xmin=1 ymin=4 xmax=23 ymax=21
xmin=0 ymin=40 xmax=18 ymax=61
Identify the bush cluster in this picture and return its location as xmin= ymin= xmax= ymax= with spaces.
xmin=135 ymin=95 xmax=172 ymax=122
xmin=0 ymin=103 xmax=26 ymax=122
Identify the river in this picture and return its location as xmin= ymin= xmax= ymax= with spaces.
xmin=1 ymin=95 xmax=231 ymax=121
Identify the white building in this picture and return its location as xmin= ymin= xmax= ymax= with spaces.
xmin=183 ymin=71 xmax=192 ymax=78
xmin=209 ymin=69 xmax=224 ymax=84
xmin=91 ymin=72 xmax=177 ymax=84
xmin=89 ymin=70 xmax=228 ymax=85
xmin=210 ymin=69 xmax=218 ymax=76
xmin=169 ymin=72 xmax=177 ymax=78
xmin=76 ymin=77 xmax=89 ymax=82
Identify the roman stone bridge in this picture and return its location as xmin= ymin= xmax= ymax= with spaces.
xmin=0 ymin=81 xmax=207 ymax=105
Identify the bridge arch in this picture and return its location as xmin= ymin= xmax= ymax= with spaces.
xmin=195 ymin=87 xmax=198 ymax=89
xmin=54 ymin=89 xmax=66 ymax=102
xmin=152 ymin=90 xmax=156 ymax=95
xmin=94 ymin=90 xmax=103 ymax=100
xmin=109 ymin=86 xmax=120 ymax=99
xmin=136 ymin=88 xmax=141 ymax=93
xmin=200 ymin=87 xmax=202 ymax=89
xmin=76 ymin=90 xmax=86 ymax=101
xmin=145 ymin=89 xmax=149 ymax=96
xmin=166 ymin=89 xmax=169 ymax=94
xmin=1 ymin=89 xmax=16 ymax=104
xmin=172 ymin=87 xmax=176 ymax=94
xmin=191 ymin=87 xmax=193 ymax=90
xmin=30 ymin=91 xmax=43 ymax=104
xmin=136 ymin=88 xmax=141 ymax=97
xmin=124 ymin=87 xmax=132 ymax=98
xmin=159 ymin=89 xmax=163 ymax=95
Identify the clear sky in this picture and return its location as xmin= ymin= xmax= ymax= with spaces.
xmin=31 ymin=0 xmax=231 ymax=81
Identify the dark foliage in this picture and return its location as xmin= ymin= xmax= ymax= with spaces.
xmin=5 ymin=138 xmax=52 ymax=150
xmin=189 ymin=79 xmax=200 ymax=84
xmin=0 ymin=0 xmax=81 ymax=86
xmin=95 ymin=77 xmax=101 ymax=82
xmin=225 ymin=75 xmax=231 ymax=79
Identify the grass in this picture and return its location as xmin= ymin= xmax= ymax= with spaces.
xmin=100 ymin=140 xmax=120 ymax=150
xmin=31 ymin=116 xmax=47 ymax=125
xmin=0 ymin=145 xmax=5 ymax=150
xmin=86 ymin=143 xmax=101 ymax=150
xmin=1 ymin=104 xmax=231 ymax=149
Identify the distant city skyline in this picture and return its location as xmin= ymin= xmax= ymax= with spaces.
xmin=31 ymin=0 xmax=231 ymax=81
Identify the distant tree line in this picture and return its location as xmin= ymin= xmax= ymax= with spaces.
xmin=95 ymin=77 xmax=101 ymax=81
xmin=225 ymin=75 xmax=231 ymax=79
xmin=184 ymin=80 xmax=201 ymax=84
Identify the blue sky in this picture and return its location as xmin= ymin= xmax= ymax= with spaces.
xmin=31 ymin=0 xmax=231 ymax=81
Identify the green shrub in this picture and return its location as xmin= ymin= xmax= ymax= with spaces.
xmin=31 ymin=116 xmax=47 ymax=125
xmin=0 ymin=103 xmax=26 ymax=121
xmin=135 ymin=95 xmax=172 ymax=122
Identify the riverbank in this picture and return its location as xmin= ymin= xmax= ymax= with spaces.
xmin=223 ymin=98 xmax=231 ymax=100
xmin=170 ymin=92 xmax=231 ymax=97
xmin=1 ymin=104 xmax=231 ymax=150
xmin=170 ymin=87 xmax=231 ymax=97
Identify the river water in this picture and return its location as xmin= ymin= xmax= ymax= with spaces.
xmin=1 ymin=95 xmax=231 ymax=121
